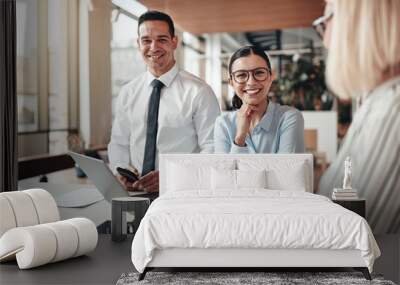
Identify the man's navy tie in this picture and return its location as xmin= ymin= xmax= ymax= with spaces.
xmin=141 ymin=79 xmax=165 ymax=176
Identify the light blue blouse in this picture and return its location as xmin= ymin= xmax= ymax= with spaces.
xmin=214 ymin=102 xmax=305 ymax=153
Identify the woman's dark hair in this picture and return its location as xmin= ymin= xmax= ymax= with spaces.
xmin=138 ymin=10 xmax=175 ymax=37
xmin=229 ymin=46 xmax=272 ymax=109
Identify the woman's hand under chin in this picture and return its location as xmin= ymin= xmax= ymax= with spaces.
xmin=235 ymin=103 xmax=258 ymax=146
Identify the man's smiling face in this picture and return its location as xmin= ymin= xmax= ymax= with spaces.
xmin=137 ymin=20 xmax=177 ymax=77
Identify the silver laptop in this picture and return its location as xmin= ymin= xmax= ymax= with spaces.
xmin=68 ymin=151 xmax=146 ymax=201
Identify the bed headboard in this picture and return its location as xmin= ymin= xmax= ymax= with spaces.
xmin=159 ymin=154 xmax=314 ymax=195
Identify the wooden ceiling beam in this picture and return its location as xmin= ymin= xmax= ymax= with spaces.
xmin=139 ymin=0 xmax=324 ymax=34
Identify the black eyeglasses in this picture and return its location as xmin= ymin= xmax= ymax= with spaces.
xmin=231 ymin=67 xmax=271 ymax=84
xmin=312 ymin=7 xmax=333 ymax=39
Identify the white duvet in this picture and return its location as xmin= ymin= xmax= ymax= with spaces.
xmin=131 ymin=190 xmax=380 ymax=273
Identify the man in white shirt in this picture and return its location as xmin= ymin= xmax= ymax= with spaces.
xmin=108 ymin=11 xmax=220 ymax=194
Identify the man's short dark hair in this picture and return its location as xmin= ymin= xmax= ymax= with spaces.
xmin=138 ymin=10 xmax=175 ymax=37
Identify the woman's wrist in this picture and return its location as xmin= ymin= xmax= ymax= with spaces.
xmin=234 ymin=135 xmax=246 ymax=147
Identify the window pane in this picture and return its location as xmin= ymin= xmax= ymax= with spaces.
xmin=48 ymin=0 xmax=69 ymax=154
xmin=111 ymin=12 xmax=146 ymax=121
xmin=16 ymin=0 xmax=78 ymax=158
xmin=17 ymin=0 xmax=38 ymax=133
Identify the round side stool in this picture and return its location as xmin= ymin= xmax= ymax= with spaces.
xmin=111 ymin=197 xmax=150 ymax=242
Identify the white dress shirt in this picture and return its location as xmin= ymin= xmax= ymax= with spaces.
xmin=108 ymin=63 xmax=221 ymax=174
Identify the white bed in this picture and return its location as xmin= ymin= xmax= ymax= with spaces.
xmin=131 ymin=154 xmax=380 ymax=280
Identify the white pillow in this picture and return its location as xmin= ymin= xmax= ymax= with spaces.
xmin=211 ymin=169 xmax=267 ymax=190
xmin=238 ymin=159 xmax=308 ymax=191
xmin=166 ymin=159 xmax=235 ymax=192
xmin=266 ymin=163 xmax=306 ymax=191
xmin=236 ymin=169 xmax=267 ymax=189
xmin=211 ymin=168 xmax=236 ymax=190
xmin=167 ymin=163 xmax=207 ymax=191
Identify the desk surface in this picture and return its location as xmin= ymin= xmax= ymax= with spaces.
xmin=18 ymin=168 xmax=112 ymax=227
xmin=0 ymin=235 xmax=134 ymax=285
xmin=19 ymin=167 xmax=92 ymax=186
xmin=1 ymin=235 xmax=398 ymax=285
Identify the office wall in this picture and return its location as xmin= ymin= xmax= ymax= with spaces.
xmin=302 ymin=111 xmax=337 ymax=163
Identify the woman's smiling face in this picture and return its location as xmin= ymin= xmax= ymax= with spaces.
xmin=230 ymin=53 xmax=273 ymax=106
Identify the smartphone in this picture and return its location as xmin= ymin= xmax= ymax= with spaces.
xmin=116 ymin=167 xmax=139 ymax=183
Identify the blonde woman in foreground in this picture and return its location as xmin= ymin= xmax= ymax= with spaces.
xmin=316 ymin=0 xmax=400 ymax=234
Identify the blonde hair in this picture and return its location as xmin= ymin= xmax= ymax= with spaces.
xmin=326 ymin=0 xmax=400 ymax=99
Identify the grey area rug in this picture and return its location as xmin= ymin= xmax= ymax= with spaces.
xmin=116 ymin=272 xmax=396 ymax=285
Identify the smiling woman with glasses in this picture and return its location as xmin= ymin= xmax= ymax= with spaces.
xmin=213 ymin=45 xmax=305 ymax=154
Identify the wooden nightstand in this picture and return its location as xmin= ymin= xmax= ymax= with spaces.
xmin=333 ymin=199 xmax=366 ymax=218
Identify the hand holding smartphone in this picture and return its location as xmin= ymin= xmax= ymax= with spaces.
xmin=116 ymin=167 xmax=139 ymax=183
